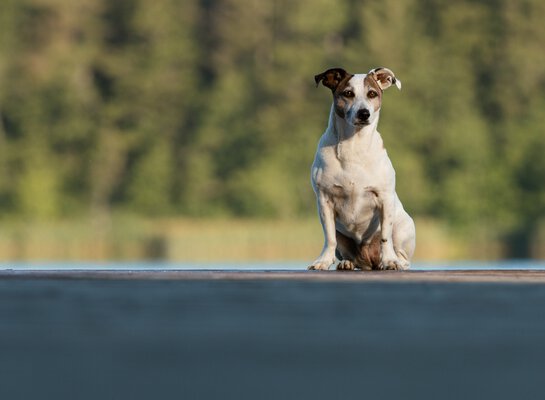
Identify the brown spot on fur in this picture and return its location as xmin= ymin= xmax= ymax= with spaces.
xmin=331 ymin=75 xmax=354 ymax=119
xmin=336 ymin=230 xmax=358 ymax=260
xmin=335 ymin=230 xmax=382 ymax=270
xmin=364 ymin=75 xmax=383 ymax=113
xmin=315 ymin=68 xmax=354 ymax=120
xmin=334 ymin=96 xmax=349 ymax=118
xmin=360 ymin=234 xmax=382 ymax=270
xmin=365 ymin=74 xmax=383 ymax=93
xmin=332 ymin=76 xmax=353 ymax=95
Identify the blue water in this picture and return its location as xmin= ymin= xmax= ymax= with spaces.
xmin=1 ymin=260 xmax=545 ymax=270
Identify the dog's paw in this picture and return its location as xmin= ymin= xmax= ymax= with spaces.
xmin=398 ymin=260 xmax=411 ymax=271
xmin=308 ymin=261 xmax=332 ymax=271
xmin=336 ymin=260 xmax=356 ymax=271
xmin=381 ymin=257 xmax=407 ymax=271
xmin=360 ymin=264 xmax=373 ymax=271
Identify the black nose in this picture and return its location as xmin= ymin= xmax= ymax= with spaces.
xmin=356 ymin=108 xmax=370 ymax=121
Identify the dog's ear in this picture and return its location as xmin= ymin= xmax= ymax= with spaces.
xmin=369 ymin=67 xmax=402 ymax=91
xmin=314 ymin=68 xmax=352 ymax=91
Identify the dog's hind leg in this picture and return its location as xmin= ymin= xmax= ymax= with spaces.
xmin=335 ymin=230 xmax=358 ymax=270
xmin=359 ymin=234 xmax=382 ymax=270
xmin=335 ymin=231 xmax=375 ymax=271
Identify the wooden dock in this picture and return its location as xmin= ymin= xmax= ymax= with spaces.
xmin=2 ymin=268 xmax=545 ymax=283
xmin=1 ymin=268 xmax=545 ymax=399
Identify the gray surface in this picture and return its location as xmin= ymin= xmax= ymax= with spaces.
xmin=1 ymin=271 xmax=545 ymax=399
xmin=4 ymin=268 xmax=545 ymax=282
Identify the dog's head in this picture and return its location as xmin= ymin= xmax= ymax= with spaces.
xmin=314 ymin=67 xmax=401 ymax=127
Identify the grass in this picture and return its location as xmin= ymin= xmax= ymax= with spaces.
xmin=0 ymin=216 xmax=510 ymax=262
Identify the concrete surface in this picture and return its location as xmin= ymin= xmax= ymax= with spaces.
xmin=1 ymin=269 xmax=545 ymax=399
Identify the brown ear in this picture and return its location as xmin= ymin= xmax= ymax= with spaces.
xmin=314 ymin=68 xmax=352 ymax=91
xmin=369 ymin=67 xmax=401 ymax=91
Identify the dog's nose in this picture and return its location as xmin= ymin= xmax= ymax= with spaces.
xmin=356 ymin=108 xmax=370 ymax=121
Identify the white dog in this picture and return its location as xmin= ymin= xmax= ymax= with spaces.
xmin=309 ymin=67 xmax=415 ymax=271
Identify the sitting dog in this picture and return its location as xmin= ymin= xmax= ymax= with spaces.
xmin=309 ymin=67 xmax=415 ymax=271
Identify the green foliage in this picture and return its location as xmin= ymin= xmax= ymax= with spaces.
xmin=1 ymin=0 xmax=545 ymax=254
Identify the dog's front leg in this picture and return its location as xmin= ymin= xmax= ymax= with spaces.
xmin=379 ymin=192 xmax=403 ymax=270
xmin=308 ymin=191 xmax=336 ymax=270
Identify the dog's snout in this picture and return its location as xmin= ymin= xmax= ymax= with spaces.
xmin=356 ymin=108 xmax=370 ymax=121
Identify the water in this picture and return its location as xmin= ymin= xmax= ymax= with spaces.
xmin=1 ymin=259 xmax=545 ymax=270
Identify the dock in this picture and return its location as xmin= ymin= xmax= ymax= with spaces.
xmin=1 ymin=268 xmax=544 ymax=399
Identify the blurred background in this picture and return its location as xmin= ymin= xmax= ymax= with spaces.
xmin=1 ymin=0 xmax=545 ymax=263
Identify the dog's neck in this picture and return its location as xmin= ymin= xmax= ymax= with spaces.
xmin=327 ymin=105 xmax=382 ymax=161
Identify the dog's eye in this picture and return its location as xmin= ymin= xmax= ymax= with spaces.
xmin=367 ymin=91 xmax=378 ymax=99
xmin=342 ymin=90 xmax=354 ymax=98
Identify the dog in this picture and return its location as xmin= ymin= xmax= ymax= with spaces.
xmin=308 ymin=67 xmax=415 ymax=271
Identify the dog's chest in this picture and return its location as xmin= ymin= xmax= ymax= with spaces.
xmin=314 ymin=159 xmax=382 ymax=208
xmin=314 ymin=133 xmax=397 ymax=225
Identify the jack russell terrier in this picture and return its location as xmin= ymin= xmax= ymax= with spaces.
xmin=309 ymin=67 xmax=415 ymax=271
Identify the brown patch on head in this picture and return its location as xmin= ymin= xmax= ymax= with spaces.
xmin=332 ymin=80 xmax=353 ymax=118
xmin=315 ymin=68 xmax=354 ymax=119
xmin=364 ymin=74 xmax=383 ymax=112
